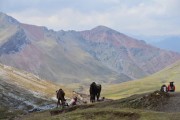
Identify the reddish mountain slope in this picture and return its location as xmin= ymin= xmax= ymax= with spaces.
xmin=79 ymin=26 xmax=180 ymax=79
xmin=0 ymin=12 xmax=180 ymax=83
xmin=0 ymin=13 xmax=121 ymax=83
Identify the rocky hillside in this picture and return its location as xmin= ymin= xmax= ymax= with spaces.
xmin=0 ymin=12 xmax=180 ymax=84
xmin=79 ymin=26 xmax=180 ymax=79
xmin=0 ymin=63 xmax=73 ymax=119
xmin=18 ymin=91 xmax=180 ymax=120
xmin=0 ymin=12 xmax=121 ymax=84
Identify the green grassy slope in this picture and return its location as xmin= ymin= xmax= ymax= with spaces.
xmin=19 ymin=98 xmax=180 ymax=120
xmin=102 ymin=60 xmax=180 ymax=99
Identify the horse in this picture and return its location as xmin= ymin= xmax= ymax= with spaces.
xmin=89 ymin=82 xmax=101 ymax=103
xmin=56 ymin=88 xmax=66 ymax=108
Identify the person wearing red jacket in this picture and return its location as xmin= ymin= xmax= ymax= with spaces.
xmin=168 ymin=82 xmax=175 ymax=92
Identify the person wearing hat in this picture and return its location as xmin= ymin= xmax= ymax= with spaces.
xmin=168 ymin=82 xmax=175 ymax=92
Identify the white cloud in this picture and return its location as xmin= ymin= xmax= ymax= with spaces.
xmin=3 ymin=0 xmax=180 ymax=36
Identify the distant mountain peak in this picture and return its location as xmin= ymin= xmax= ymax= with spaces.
xmin=0 ymin=11 xmax=6 ymax=16
xmin=91 ymin=25 xmax=119 ymax=34
xmin=92 ymin=25 xmax=111 ymax=30
xmin=0 ymin=12 xmax=180 ymax=85
xmin=0 ymin=11 xmax=19 ymax=25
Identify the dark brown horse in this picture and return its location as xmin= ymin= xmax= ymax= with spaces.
xmin=89 ymin=82 xmax=101 ymax=103
xmin=56 ymin=88 xmax=66 ymax=108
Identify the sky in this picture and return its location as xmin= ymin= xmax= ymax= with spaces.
xmin=0 ymin=0 xmax=180 ymax=41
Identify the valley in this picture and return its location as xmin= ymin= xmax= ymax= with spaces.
xmin=0 ymin=12 xmax=180 ymax=120
xmin=0 ymin=12 xmax=180 ymax=84
xmin=103 ymin=60 xmax=180 ymax=99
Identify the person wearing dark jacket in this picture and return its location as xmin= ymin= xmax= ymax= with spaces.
xmin=160 ymin=84 xmax=168 ymax=92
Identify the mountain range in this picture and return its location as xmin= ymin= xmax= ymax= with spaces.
xmin=151 ymin=37 xmax=180 ymax=53
xmin=103 ymin=60 xmax=180 ymax=99
xmin=136 ymin=35 xmax=180 ymax=53
xmin=0 ymin=12 xmax=180 ymax=84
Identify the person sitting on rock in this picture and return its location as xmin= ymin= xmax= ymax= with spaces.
xmin=160 ymin=84 xmax=168 ymax=92
xmin=68 ymin=96 xmax=78 ymax=106
xmin=168 ymin=82 xmax=175 ymax=92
